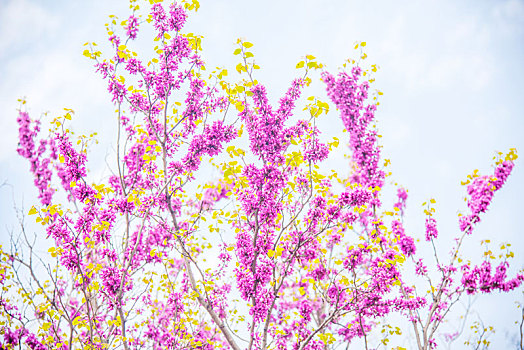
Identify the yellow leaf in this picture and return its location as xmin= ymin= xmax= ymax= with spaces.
xmin=236 ymin=63 xmax=244 ymax=73
xmin=275 ymin=246 xmax=284 ymax=257
xmin=72 ymin=316 xmax=82 ymax=326
xmin=242 ymin=42 xmax=253 ymax=48
xmin=28 ymin=207 xmax=38 ymax=215
xmin=296 ymin=61 xmax=305 ymax=69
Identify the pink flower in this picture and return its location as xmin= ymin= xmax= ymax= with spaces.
xmin=425 ymin=217 xmax=438 ymax=241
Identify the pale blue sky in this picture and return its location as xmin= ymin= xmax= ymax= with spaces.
xmin=1 ymin=0 xmax=523 ymax=347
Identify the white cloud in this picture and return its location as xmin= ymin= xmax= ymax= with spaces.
xmin=492 ymin=0 xmax=524 ymax=35
xmin=0 ymin=0 xmax=59 ymax=57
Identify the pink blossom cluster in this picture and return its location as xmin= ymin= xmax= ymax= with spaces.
xmin=394 ymin=187 xmax=408 ymax=215
xmin=392 ymin=220 xmax=416 ymax=256
xmin=425 ymin=217 xmax=438 ymax=241
xmin=16 ymin=111 xmax=55 ymax=205
xmin=459 ymin=161 xmax=514 ymax=234
xmin=323 ymin=67 xmax=385 ymax=195
xmin=461 ymin=261 xmax=523 ymax=294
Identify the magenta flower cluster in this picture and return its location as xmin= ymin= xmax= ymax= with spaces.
xmin=459 ymin=161 xmax=514 ymax=234
xmin=461 ymin=261 xmax=523 ymax=295
xmin=16 ymin=111 xmax=55 ymax=205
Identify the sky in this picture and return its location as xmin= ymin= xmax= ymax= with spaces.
xmin=1 ymin=0 xmax=523 ymax=347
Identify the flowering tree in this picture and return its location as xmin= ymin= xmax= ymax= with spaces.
xmin=1 ymin=0 xmax=522 ymax=349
